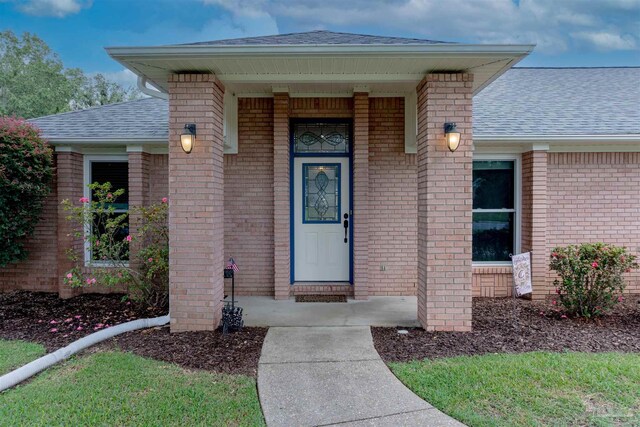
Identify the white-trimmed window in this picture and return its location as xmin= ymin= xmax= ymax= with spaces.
xmin=83 ymin=155 xmax=129 ymax=264
xmin=472 ymin=156 xmax=520 ymax=263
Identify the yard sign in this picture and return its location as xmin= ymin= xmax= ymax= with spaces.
xmin=511 ymin=252 xmax=532 ymax=296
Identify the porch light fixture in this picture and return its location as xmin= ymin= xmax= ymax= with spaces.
xmin=180 ymin=124 xmax=196 ymax=154
xmin=444 ymin=122 xmax=461 ymax=152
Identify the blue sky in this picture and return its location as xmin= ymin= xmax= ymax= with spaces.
xmin=1 ymin=0 xmax=639 ymax=88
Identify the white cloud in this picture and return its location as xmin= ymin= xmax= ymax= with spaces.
xmin=206 ymin=0 xmax=640 ymax=54
xmin=573 ymin=31 xmax=637 ymax=51
xmin=14 ymin=0 xmax=91 ymax=17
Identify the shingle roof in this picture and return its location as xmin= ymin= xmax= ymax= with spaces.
xmin=182 ymin=30 xmax=448 ymax=46
xmin=29 ymin=97 xmax=168 ymax=140
xmin=29 ymin=67 xmax=640 ymax=141
xmin=474 ymin=67 xmax=640 ymax=137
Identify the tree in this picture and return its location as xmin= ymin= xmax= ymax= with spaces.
xmin=72 ymin=73 xmax=139 ymax=110
xmin=0 ymin=31 xmax=81 ymax=119
xmin=0 ymin=31 xmax=141 ymax=119
xmin=0 ymin=117 xmax=53 ymax=267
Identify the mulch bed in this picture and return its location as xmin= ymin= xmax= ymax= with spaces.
xmin=0 ymin=291 xmax=266 ymax=377
xmin=373 ymin=296 xmax=640 ymax=363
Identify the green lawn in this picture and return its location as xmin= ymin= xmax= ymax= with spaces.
xmin=0 ymin=348 xmax=265 ymax=426
xmin=390 ymin=352 xmax=640 ymax=427
xmin=0 ymin=339 xmax=46 ymax=375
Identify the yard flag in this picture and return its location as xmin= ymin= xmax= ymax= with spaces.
xmin=227 ymin=257 xmax=239 ymax=272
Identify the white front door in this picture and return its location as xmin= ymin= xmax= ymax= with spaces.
xmin=294 ymin=157 xmax=350 ymax=281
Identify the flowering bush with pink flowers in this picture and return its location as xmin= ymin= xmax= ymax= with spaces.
xmin=0 ymin=117 xmax=53 ymax=267
xmin=62 ymin=183 xmax=169 ymax=309
xmin=549 ymin=243 xmax=638 ymax=318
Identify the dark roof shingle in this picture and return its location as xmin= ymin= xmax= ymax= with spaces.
xmin=182 ymin=30 xmax=448 ymax=46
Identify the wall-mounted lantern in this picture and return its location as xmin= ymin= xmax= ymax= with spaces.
xmin=180 ymin=124 xmax=196 ymax=154
xmin=444 ymin=122 xmax=461 ymax=152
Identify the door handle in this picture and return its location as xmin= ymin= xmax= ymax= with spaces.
xmin=343 ymin=213 xmax=349 ymax=243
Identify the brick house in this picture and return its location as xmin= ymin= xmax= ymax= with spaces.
xmin=1 ymin=31 xmax=639 ymax=332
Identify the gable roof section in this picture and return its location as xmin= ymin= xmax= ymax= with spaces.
xmin=29 ymin=97 xmax=168 ymax=142
xmin=29 ymin=68 xmax=640 ymax=143
xmin=474 ymin=67 xmax=640 ymax=139
xmin=182 ymin=30 xmax=449 ymax=46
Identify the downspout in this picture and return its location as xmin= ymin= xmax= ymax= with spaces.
xmin=137 ymin=76 xmax=168 ymax=100
xmin=0 ymin=314 xmax=170 ymax=392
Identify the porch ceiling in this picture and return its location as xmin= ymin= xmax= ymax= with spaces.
xmin=106 ymin=44 xmax=534 ymax=96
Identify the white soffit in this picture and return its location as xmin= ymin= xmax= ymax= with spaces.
xmin=106 ymin=44 xmax=533 ymax=96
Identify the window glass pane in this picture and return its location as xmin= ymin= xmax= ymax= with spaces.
xmin=473 ymin=161 xmax=514 ymax=209
xmin=91 ymin=212 xmax=129 ymax=261
xmin=473 ymin=212 xmax=514 ymax=262
xmin=294 ymin=122 xmax=350 ymax=153
xmin=304 ymin=164 xmax=340 ymax=222
xmin=91 ymin=162 xmax=129 ymax=208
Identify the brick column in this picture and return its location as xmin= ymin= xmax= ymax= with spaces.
xmin=521 ymin=149 xmax=548 ymax=299
xmin=353 ymin=92 xmax=369 ymax=299
xmin=56 ymin=150 xmax=84 ymax=298
xmin=273 ymin=92 xmax=290 ymax=300
xmin=127 ymin=150 xmax=150 ymax=269
xmin=417 ymin=73 xmax=473 ymax=332
xmin=168 ymin=73 xmax=225 ymax=332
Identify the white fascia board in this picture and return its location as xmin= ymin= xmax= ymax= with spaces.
xmin=46 ymin=137 xmax=167 ymax=145
xmin=105 ymin=43 xmax=535 ymax=58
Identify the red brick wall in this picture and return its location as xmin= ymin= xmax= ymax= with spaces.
xmin=148 ymin=154 xmax=168 ymax=204
xmin=368 ymin=97 xmax=418 ymax=296
xmin=0 ymin=156 xmax=59 ymax=293
xmin=417 ymin=73 xmax=474 ymax=332
xmin=547 ymin=152 xmax=640 ymax=294
xmin=225 ymin=98 xmax=274 ymax=296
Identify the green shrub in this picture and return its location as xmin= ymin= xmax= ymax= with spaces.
xmin=62 ymin=183 xmax=168 ymax=310
xmin=0 ymin=116 xmax=53 ymax=267
xmin=549 ymin=243 xmax=638 ymax=318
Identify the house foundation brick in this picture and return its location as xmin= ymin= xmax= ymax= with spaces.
xmin=168 ymin=73 xmax=225 ymax=332
xmin=128 ymin=151 xmax=150 ymax=270
xmin=416 ymin=73 xmax=473 ymax=332
xmin=273 ymin=93 xmax=291 ymax=300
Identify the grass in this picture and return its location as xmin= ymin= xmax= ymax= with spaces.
xmin=390 ymin=352 xmax=640 ymax=427
xmin=0 ymin=349 xmax=265 ymax=426
xmin=0 ymin=339 xmax=46 ymax=375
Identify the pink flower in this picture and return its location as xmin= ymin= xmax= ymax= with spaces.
xmin=65 ymin=318 xmax=73 ymax=323
xmin=618 ymin=296 xmax=624 ymax=302
xmin=107 ymin=193 xmax=112 ymax=199
xmin=74 ymin=315 xmax=82 ymax=319
xmin=95 ymin=240 xmax=100 ymax=246
xmin=90 ymin=278 xmax=97 ymax=285
xmin=50 ymin=328 xmax=58 ymax=333
xmin=551 ymin=252 xmax=558 ymax=258
xmin=86 ymin=278 xmax=92 ymax=285
xmin=50 ymin=320 xmax=58 ymax=324
xmin=552 ymin=300 xmax=557 ymax=305
xmin=148 ymin=257 xmax=153 ymax=263
xmin=79 ymin=197 xmax=89 ymax=203
xmin=161 ymin=197 xmax=168 ymax=203
xmin=591 ymin=262 xmax=599 ymax=268
xmin=76 ymin=326 xmax=83 ymax=331
xmin=66 ymin=273 xmax=73 ymax=279
xmin=125 ymin=235 xmax=132 ymax=242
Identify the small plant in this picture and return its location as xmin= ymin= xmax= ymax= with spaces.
xmin=549 ymin=243 xmax=638 ymax=318
xmin=0 ymin=117 xmax=53 ymax=267
xmin=62 ymin=184 xmax=168 ymax=309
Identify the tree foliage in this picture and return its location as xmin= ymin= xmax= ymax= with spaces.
xmin=0 ymin=117 xmax=53 ymax=267
xmin=0 ymin=31 xmax=140 ymax=119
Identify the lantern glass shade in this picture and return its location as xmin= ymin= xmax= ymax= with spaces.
xmin=180 ymin=124 xmax=196 ymax=154
xmin=444 ymin=123 xmax=461 ymax=152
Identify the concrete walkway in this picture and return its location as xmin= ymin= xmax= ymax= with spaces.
xmin=258 ymin=326 xmax=464 ymax=426
xmin=232 ymin=296 xmax=419 ymax=327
